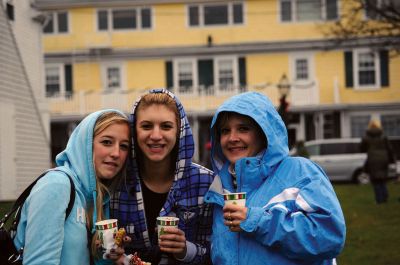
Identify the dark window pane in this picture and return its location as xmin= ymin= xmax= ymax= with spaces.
xmin=204 ymin=5 xmax=228 ymax=25
xmin=281 ymin=1 xmax=292 ymax=21
xmin=113 ymin=9 xmax=136 ymax=29
xmin=58 ymin=12 xmax=68 ymax=33
xmin=141 ymin=8 xmax=151 ymax=28
xmin=233 ymin=3 xmax=243 ymax=24
xmin=326 ymin=0 xmax=338 ymax=20
xmin=359 ymin=70 xmax=376 ymax=85
xmin=189 ymin=6 xmax=199 ymax=26
xmin=98 ymin=10 xmax=108 ymax=30
xmin=43 ymin=14 xmax=54 ymax=33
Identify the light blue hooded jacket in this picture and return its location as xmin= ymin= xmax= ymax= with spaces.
xmin=14 ymin=109 xmax=126 ymax=265
xmin=205 ymin=92 xmax=346 ymax=265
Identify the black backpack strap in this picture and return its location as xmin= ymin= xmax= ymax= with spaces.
xmin=1 ymin=172 xmax=48 ymax=226
xmin=65 ymin=174 xmax=76 ymax=219
xmin=2 ymin=170 xmax=76 ymax=229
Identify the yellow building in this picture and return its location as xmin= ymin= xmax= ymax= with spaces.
xmin=34 ymin=0 xmax=400 ymax=165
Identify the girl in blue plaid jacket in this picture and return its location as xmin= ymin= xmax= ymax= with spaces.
xmin=111 ymin=89 xmax=215 ymax=265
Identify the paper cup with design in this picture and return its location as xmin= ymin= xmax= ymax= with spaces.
xmin=157 ymin=216 xmax=179 ymax=242
xmin=224 ymin=192 xmax=247 ymax=206
xmin=95 ymin=219 xmax=118 ymax=258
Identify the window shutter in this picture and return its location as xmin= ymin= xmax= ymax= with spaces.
xmin=166 ymin=61 xmax=173 ymax=89
xmin=239 ymin=57 xmax=246 ymax=88
xmin=198 ymin=60 xmax=214 ymax=91
xmin=65 ymin=64 xmax=72 ymax=95
xmin=344 ymin=51 xmax=353 ymax=88
xmin=380 ymin=50 xmax=389 ymax=87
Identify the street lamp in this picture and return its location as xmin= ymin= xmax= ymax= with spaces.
xmin=277 ymin=74 xmax=291 ymax=127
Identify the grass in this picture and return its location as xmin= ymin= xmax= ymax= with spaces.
xmin=1 ymin=182 xmax=400 ymax=264
xmin=334 ymin=181 xmax=400 ymax=265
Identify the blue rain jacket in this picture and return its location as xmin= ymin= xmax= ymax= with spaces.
xmin=205 ymin=92 xmax=346 ymax=265
xmin=14 ymin=109 xmax=125 ymax=265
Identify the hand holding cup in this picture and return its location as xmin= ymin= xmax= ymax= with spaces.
xmin=223 ymin=192 xmax=247 ymax=232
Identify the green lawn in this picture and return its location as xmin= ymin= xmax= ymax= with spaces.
xmin=334 ymin=181 xmax=400 ymax=265
xmin=1 ymin=182 xmax=400 ymax=264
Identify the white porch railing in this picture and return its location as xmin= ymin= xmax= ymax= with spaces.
xmin=48 ymin=82 xmax=320 ymax=117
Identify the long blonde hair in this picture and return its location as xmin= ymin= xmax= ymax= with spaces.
xmin=88 ymin=111 xmax=130 ymax=258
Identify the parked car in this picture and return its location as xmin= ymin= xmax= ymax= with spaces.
xmin=290 ymin=138 xmax=399 ymax=184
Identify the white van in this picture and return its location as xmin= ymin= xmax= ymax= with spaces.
xmin=290 ymin=138 xmax=399 ymax=184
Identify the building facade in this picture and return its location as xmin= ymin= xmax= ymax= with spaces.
xmin=0 ymin=0 xmax=50 ymax=200
xmin=34 ymin=0 xmax=400 ymax=166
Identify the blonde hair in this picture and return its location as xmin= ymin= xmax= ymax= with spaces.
xmin=89 ymin=111 xmax=130 ymax=258
xmin=368 ymin=119 xmax=382 ymax=130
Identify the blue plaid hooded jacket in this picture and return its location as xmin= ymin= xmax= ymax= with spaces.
xmin=110 ymin=89 xmax=215 ymax=264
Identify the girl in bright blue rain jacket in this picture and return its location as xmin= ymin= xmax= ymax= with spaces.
xmin=205 ymin=92 xmax=346 ymax=265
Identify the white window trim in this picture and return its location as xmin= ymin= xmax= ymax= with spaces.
xmin=45 ymin=64 xmax=66 ymax=98
xmin=101 ymin=62 xmax=125 ymax=91
xmin=96 ymin=7 xmax=153 ymax=32
xmin=214 ymin=56 xmax=239 ymax=89
xmin=289 ymin=53 xmax=315 ymax=85
xmin=173 ymin=58 xmax=198 ymax=91
xmin=353 ymin=49 xmax=381 ymax=90
xmin=279 ymin=0 xmax=338 ymax=23
xmin=43 ymin=11 xmax=69 ymax=34
xmin=187 ymin=2 xmax=244 ymax=28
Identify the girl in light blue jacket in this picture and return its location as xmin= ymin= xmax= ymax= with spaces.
xmin=14 ymin=109 xmax=130 ymax=265
xmin=205 ymin=92 xmax=346 ymax=265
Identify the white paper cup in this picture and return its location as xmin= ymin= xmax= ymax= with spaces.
xmin=156 ymin=216 xmax=179 ymax=241
xmin=224 ymin=192 xmax=247 ymax=206
xmin=95 ymin=219 xmax=118 ymax=254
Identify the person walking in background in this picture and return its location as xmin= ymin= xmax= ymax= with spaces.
xmin=205 ymin=92 xmax=346 ymax=265
xmin=360 ymin=119 xmax=396 ymax=204
xmin=111 ymin=89 xmax=214 ymax=265
xmin=13 ymin=110 xmax=130 ymax=265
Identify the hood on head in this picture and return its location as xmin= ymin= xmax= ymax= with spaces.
xmin=210 ymin=92 xmax=288 ymax=174
xmin=55 ymin=109 xmax=127 ymax=231
xmin=130 ymin=89 xmax=194 ymax=180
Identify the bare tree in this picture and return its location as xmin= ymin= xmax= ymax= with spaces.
xmin=323 ymin=0 xmax=400 ymax=54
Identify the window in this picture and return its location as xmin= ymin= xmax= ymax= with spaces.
xmin=45 ymin=66 xmax=61 ymax=97
xmin=188 ymin=2 xmax=243 ymax=27
xmin=169 ymin=57 xmax=243 ymax=94
xmin=113 ymin=10 xmax=136 ymax=29
xmin=280 ymin=0 xmax=338 ymax=22
xmin=45 ymin=64 xmax=72 ymax=97
xmin=290 ymin=53 xmax=314 ymax=82
xmin=103 ymin=65 xmax=122 ymax=90
xmin=177 ymin=61 xmax=194 ymax=93
xmin=382 ymin=114 xmax=400 ymax=136
xmin=353 ymin=50 xmax=381 ymax=88
xmin=43 ymin=12 xmax=69 ymax=34
xmin=295 ymin=59 xmax=309 ymax=80
xmin=345 ymin=50 xmax=389 ymax=89
xmin=217 ymin=58 xmax=235 ymax=90
xmin=97 ymin=8 xmax=152 ymax=31
xmin=356 ymin=51 xmax=377 ymax=86
xmin=351 ymin=115 xmax=371 ymax=137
